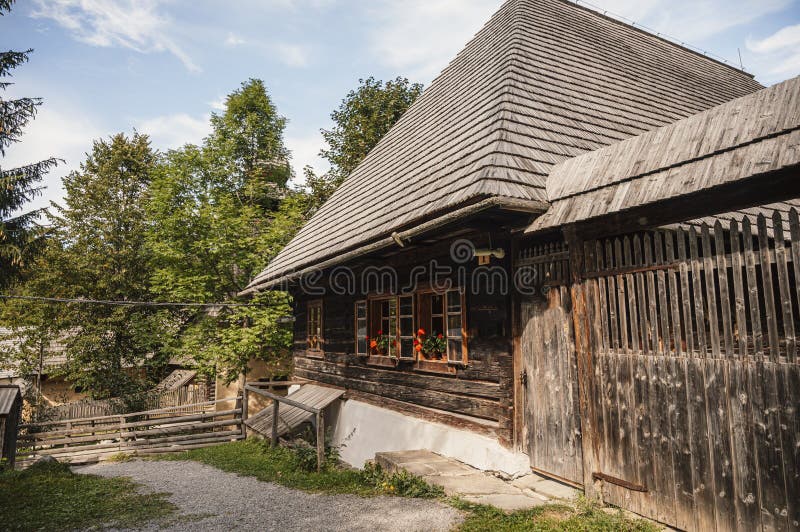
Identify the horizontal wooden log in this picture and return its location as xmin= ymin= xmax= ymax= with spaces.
xmin=294 ymin=367 xmax=501 ymax=420
xmin=244 ymin=386 xmax=320 ymax=414
xmin=119 ymin=409 xmax=240 ymax=429
xmin=123 ymin=429 xmax=243 ymax=448
xmin=295 ymin=356 xmax=501 ymax=399
xmin=20 ymin=397 xmax=238 ymax=428
xmin=132 ymin=435 xmax=245 ymax=455
xmin=122 ymin=418 xmax=241 ymax=438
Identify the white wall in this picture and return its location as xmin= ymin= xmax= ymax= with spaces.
xmin=328 ymin=398 xmax=530 ymax=477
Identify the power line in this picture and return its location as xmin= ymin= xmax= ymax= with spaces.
xmin=0 ymin=295 xmax=262 ymax=308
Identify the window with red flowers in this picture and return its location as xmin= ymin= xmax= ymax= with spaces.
xmin=354 ymin=290 xmax=467 ymax=369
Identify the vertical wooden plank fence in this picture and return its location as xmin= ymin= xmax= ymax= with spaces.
xmin=575 ymin=210 xmax=800 ymax=531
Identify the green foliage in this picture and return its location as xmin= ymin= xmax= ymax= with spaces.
xmin=311 ymin=76 xmax=422 ymax=206
xmin=0 ymin=0 xmax=59 ymax=286
xmin=157 ymin=439 xmax=443 ymax=498
xmin=0 ymin=460 xmax=176 ymax=531
xmin=146 ymin=79 xmax=300 ymax=382
xmin=3 ymin=133 xmax=169 ymax=399
xmin=451 ymin=497 xmax=659 ymax=532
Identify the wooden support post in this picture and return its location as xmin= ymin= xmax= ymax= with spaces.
xmin=564 ymin=226 xmax=601 ymax=500
xmin=240 ymin=391 xmax=248 ymax=439
xmin=316 ymin=411 xmax=325 ymax=473
xmin=271 ymin=399 xmax=279 ymax=447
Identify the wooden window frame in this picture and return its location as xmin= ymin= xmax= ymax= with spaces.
xmin=366 ymin=295 xmax=398 ymax=367
xmin=306 ymin=299 xmax=324 ymax=358
xmin=354 ymin=300 xmax=368 ymax=357
xmin=413 ymin=288 xmax=468 ymax=374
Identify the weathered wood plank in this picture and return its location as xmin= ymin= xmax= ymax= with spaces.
xmin=772 ymin=210 xmax=795 ymax=361
xmin=742 ymin=218 xmax=764 ymax=358
xmin=677 ymin=230 xmax=696 ymax=355
xmin=713 ymin=222 xmax=734 ymax=357
xmin=728 ymin=220 xmax=748 ymax=358
xmin=756 ymin=214 xmax=780 ymax=361
xmin=688 ymin=227 xmax=708 ymax=358
xmin=701 ymin=224 xmax=721 ymax=358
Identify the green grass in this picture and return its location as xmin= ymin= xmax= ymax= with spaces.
xmin=0 ymin=461 xmax=176 ymax=531
xmin=158 ymin=440 xmax=660 ymax=531
xmin=155 ymin=438 xmax=444 ymax=498
xmin=452 ymin=497 xmax=661 ymax=531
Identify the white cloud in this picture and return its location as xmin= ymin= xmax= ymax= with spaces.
xmin=30 ymin=0 xmax=200 ymax=72
xmin=285 ymin=130 xmax=330 ymax=185
xmin=274 ymin=43 xmax=311 ymax=68
xmin=746 ymin=23 xmax=800 ymax=81
xmin=367 ymin=0 xmax=503 ymax=82
xmin=2 ymin=106 xmax=106 ymax=213
xmin=225 ymin=32 xmax=246 ymax=47
xmin=208 ymin=96 xmax=227 ymax=111
xmin=136 ymin=113 xmax=211 ymax=151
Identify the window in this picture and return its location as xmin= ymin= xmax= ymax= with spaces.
xmin=355 ymin=301 xmax=367 ymax=356
xmin=307 ymin=300 xmax=323 ymax=355
xmin=398 ymin=295 xmax=415 ymax=359
xmin=355 ymin=290 xmax=467 ymax=369
xmin=369 ymin=297 xmax=398 ymax=358
xmin=446 ymin=290 xmax=465 ymax=363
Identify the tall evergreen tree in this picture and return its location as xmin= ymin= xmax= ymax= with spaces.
xmin=0 ymin=0 xmax=59 ymax=286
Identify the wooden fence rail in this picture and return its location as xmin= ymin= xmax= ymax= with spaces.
xmin=243 ymin=384 xmax=325 ymax=472
xmin=39 ymin=385 xmax=209 ymax=422
xmin=15 ymin=396 xmax=243 ymax=467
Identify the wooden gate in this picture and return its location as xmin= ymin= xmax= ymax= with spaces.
xmin=580 ymin=212 xmax=800 ymax=531
xmin=518 ymin=242 xmax=583 ymax=485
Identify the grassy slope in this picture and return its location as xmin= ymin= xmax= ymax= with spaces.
xmin=160 ymin=440 xmax=660 ymax=531
xmin=0 ymin=461 xmax=176 ymax=531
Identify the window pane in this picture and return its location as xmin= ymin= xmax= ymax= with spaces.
xmin=400 ymin=317 xmax=413 ymax=336
xmin=399 ymin=296 xmax=413 ymax=315
xmin=400 ymin=338 xmax=414 ymax=357
xmin=432 ymin=294 xmax=443 ymax=314
xmin=448 ymin=339 xmax=462 ymax=362
xmin=431 ymin=316 xmax=444 ymax=337
xmin=448 ymin=315 xmax=462 ymax=338
xmin=357 ymin=338 xmax=367 ymax=353
xmin=447 ymin=291 xmax=461 ymax=313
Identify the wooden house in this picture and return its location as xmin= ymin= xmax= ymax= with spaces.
xmin=244 ymin=0 xmax=798 ymax=529
xmin=0 ymin=385 xmax=22 ymax=469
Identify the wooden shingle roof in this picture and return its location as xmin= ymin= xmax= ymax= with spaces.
xmin=246 ymin=0 xmax=762 ymax=292
xmin=528 ymin=76 xmax=800 ymax=232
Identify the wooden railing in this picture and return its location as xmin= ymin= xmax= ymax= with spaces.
xmin=15 ymin=396 xmax=243 ymax=467
xmin=39 ymin=385 xmax=209 ymax=422
xmin=244 ymin=383 xmax=325 ymax=471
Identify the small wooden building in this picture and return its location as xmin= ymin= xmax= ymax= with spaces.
xmin=243 ymin=0 xmax=798 ymax=529
xmin=0 ymin=385 xmax=23 ymax=469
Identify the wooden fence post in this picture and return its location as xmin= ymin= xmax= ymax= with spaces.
xmin=240 ymin=390 xmax=248 ymax=439
xmin=316 ymin=411 xmax=324 ymax=473
xmin=271 ymin=399 xmax=279 ymax=447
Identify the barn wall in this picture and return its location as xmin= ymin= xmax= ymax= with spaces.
xmin=291 ymin=232 xmax=516 ymax=446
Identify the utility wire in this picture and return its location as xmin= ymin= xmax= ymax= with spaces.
xmin=0 ymin=295 xmax=263 ymax=308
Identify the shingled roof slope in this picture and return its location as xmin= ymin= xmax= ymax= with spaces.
xmin=528 ymin=75 xmax=800 ymax=232
xmin=247 ymin=0 xmax=762 ymax=291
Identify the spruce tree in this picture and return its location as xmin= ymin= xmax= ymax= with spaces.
xmin=0 ymin=0 xmax=59 ymax=286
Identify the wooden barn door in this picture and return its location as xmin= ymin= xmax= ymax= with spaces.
xmin=580 ymin=214 xmax=800 ymax=531
xmin=518 ymin=243 xmax=583 ymax=485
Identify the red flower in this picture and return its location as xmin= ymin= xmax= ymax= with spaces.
xmin=413 ymin=339 xmax=419 ymax=346
xmin=438 ymin=333 xmax=443 ymax=339
xmin=365 ymin=335 xmax=370 ymax=340
xmin=415 ymin=344 xmax=423 ymax=352
xmin=377 ymin=330 xmax=383 ymax=335
xmin=370 ymin=340 xmax=378 ymax=349
xmin=417 ymin=328 xmax=426 ymax=336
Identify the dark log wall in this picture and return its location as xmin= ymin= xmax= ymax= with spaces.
xmin=291 ymin=232 xmax=515 ymax=446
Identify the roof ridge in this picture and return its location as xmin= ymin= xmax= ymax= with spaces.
xmin=544 ymin=0 xmax=756 ymax=78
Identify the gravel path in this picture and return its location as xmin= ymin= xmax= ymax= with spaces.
xmin=75 ymin=460 xmax=463 ymax=532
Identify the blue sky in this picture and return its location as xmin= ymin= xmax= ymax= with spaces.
xmin=2 ymin=0 xmax=800 ymax=213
